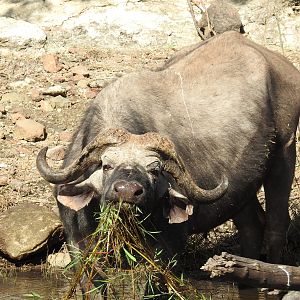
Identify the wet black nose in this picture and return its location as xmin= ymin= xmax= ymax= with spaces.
xmin=113 ymin=180 xmax=144 ymax=202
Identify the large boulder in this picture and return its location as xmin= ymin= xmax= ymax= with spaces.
xmin=0 ymin=203 xmax=63 ymax=261
xmin=0 ymin=17 xmax=46 ymax=47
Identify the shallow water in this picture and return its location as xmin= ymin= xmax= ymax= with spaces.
xmin=0 ymin=270 xmax=282 ymax=300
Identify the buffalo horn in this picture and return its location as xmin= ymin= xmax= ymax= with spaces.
xmin=36 ymin=128 xmax=130 ymax=184
xmin=145 ymin=134 xmax=228 ymax=202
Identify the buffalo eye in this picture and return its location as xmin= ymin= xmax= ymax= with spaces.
xmin=146 ymin=161 xmax=161 ymax=177
xmin=103 ymin=164 xmax=114 ymax=172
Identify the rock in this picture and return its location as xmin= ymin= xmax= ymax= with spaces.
xmin=30 ymin=88 xmax=44 ymax=102
xmin=198 ymin=0 xmax=244 ymax=39
xmin=11 ymin=112 xmax=26 ymax=124
xmin=70 ymin=65 xmax=89 ymax=77
xmin=0 ymin=17 xmax=46 ymax=46
xmin=77 ymin=79 xmax=90 ymax=88
xmin=9 ymin=77 xmax=35 ymax=89
xmin=49 ymin=95 xmax=71 ymax=108
xmin=40 ymin=100 xmax=54 ymax=112
xmin=1 ymin=92 xmax=30 ymax=104
xmin=0 ymin=175 xmax=9 ymax=186
xmin=14 ymin=119 xmax=46 ymax=142
xmin=72 ymin=74 xmax=85 ymax=82
xmin=282 ymin=291 xmax=300 ymax=300
xmin=42 ymin=85 xmax=67 ymax=97
xmin=46 ymin=145 xmax=65 ymax=161
xmin=0 ymin=203 xmax=63 ymax=261
xmin=47 ymin=251 xmax=71 ymax=268
xmin=0 ymin=104 xmax=6 ymax=114
xmin=86 ymin=88 xmax=99 ymax=99
xmin=42 ymin=54 xmax=62 ymax=73
xmin=53 ymin=75 xmax=66 ymax=83
xmin=58 ymin=131 xmax=72 ymax=142
xmin=0 ymin=129 xmax=5 ymax=139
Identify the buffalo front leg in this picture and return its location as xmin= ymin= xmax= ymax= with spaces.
xmin=233 ymin=194 xmax=265 ymax=259
xmin=263 ymin=140 xmax=296 ymax=264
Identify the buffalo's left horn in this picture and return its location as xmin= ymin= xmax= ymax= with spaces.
xmin=36 ymin=128 xmax=130 ymax=184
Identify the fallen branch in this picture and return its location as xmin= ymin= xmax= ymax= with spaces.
xmin=187 ymin=0 xmax=205 ymax=40
xmin=201 ymin=252 xmax=300 ymax=290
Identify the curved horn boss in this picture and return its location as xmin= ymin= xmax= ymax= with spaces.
xmin=140 ymin=132 xmax=228 ymax=202
xmin=36 ymin=128 xmax=130 ymax=184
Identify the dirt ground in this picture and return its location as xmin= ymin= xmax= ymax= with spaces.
xmin=0 ymin=34 xmax=300 ymax=268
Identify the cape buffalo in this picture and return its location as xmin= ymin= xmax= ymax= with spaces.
xmin=37 ymin=31 xmax=300 ymax=295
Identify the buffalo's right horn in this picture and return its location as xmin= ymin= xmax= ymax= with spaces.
xmin=143 ymin=133 xmax=228 ymax=202
xmin=36 ymin=128 xmax=130 ymax=184
xmin=163 ymin=160 xmax=228 ymax=203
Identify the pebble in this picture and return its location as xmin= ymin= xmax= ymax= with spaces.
xmin=46 ymin=145 xmax=65 ymax=161
xmin=58 ymin=131 xmax=72 ymax=142
xmin=10 ymin=112 xmax=26 ymax=124
xmin=14 ymin=119 xmax=46 ymax=142
xmin=77 ymin=79 xmax=90 ymax=88
xmin=0 ymin=175 xmax=9 ymax=187
xmin=88 ymin=79 xmax=104 ymax=88
xmin=40 ymin=100 xmax=54 ymax=112
xmin=0 ymin=104 xmax=6 ymax=113
xmin=42 ymin=85 xmax=67 ymax=97
xmin=72 ymin=74 xmax=85 ymax=82
xmin=49 ymin=95 xmax=71 ymax=108
xmin=86 ymin=88 xmax=99 ymax=99
xmin=70 ymin=65 xmax=89 ymax=77
xmin=0 ymin=129 xmax=5 ymax=139
xmin=30 ymin=88 xmax=44 ymax=102
xmin=42 ymin=54 xmax=62 ymax=73
xmin=47 ymin=252 xmax=71 ymax=268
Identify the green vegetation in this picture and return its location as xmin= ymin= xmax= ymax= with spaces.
xmin=63 ymin=202 xmax=207 ymax=299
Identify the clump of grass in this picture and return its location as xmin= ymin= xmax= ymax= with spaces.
xmin=63 ymin=202 xmax=191 ymax=299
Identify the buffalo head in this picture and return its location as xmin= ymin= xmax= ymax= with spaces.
xmin=37 ymin=128 xmax=228 ymax=223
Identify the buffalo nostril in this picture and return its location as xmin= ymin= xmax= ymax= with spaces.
xmin=134 ymin=187 xmax=144 ymax=197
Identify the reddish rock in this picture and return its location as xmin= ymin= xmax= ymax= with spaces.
xmin=70 ymin=65 xmax=89 ymax=77
xmin=58 ymin=131 xmax=72 ymax=142
xmin=30 ymin=88 xmax=44 ymax=102
xmin=14 ymin=119 xmax=46 ymax=142
xmin=86 ymin=88 xmax=99 ymax=99
xmin=72 ymin=74 xmax=85 ymax=82
xmin=11 ymin=112 xmax=26 ymax=124
xmin=53 ymin=75 xmax=66 ymax=83
xmin=46 ymin=145 xmax=65 ymax=161
xmin=42 ymin=54 xmax=62 ymax=73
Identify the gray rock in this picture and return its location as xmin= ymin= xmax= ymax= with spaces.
xmin=282 ymin=291 xmax=300 ymax=300
xmin=1 ymin=92 xmax=30 ymax=104
xmin=47 ymin=251 xmax=71 ymax=268
xmin=198 ymin=0 xmax=244 ymax=38
xmin=0 ymin=17 xmax=46 ymax=46
xmin=49 ymin=95 xmax=71 ymax=108
xmin=42 ymin=85 xmax=67 ymax=97
xmin=0 ymin=203 xmax=63 ymax=261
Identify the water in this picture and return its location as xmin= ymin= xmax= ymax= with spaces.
xmin=0 ymin=270 xmax=282 ymax=300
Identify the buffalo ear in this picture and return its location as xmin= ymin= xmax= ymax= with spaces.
xmin=57 ymin=184 xmax=95 ymax=212
xmin=166 ymin=187 xmax=194 ymax=224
